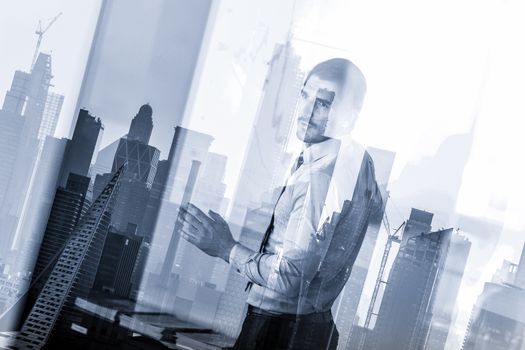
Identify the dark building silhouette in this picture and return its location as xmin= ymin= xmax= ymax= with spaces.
xmin=93 ymin=104 xmax=160 ymax=233
xmin=89 ymin=106 xmax=160 ymax=300
xmin=127 ymin=104 xmax=153 ymax=144
xmin=93 ymin=225 xmax=143 ymax=298
xmin=15 ymin=166 xmax=123 ymax=349
xmin=59 ymin=109 xmax=103 ymax=187
xmin=364 ymin=209 xmax=453 ymax=350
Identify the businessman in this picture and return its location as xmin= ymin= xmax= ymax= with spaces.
xmin=180 ymin=58 xmax=382 ymax=349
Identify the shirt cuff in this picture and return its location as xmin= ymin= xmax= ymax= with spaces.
xmin=229 ymin=243 xmax=255 ymax=273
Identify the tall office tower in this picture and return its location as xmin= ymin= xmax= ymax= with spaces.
xmin=37 ymin=92 xmax=64 ymax=141
xmin=15 ymin=167 xmax=123 ymax=349
xmin=92 ymin=226 xmax=142 ymax=298
xmin=0 ymin=53 xmax=55 ymax=253
xmin=2 ymin=53 xmax=52 ymax=138
xmin=58 ymin=109 xmax=103 ymax=187
xmin=111 ymin=135 xmax=160 ymax=188
xmin=230 ymin=43 xmax=303 ymax=226
xmin=462 ymin=283 xmax=525 ymax=349
xmin=127 ymin=104 xmax=153 ymax=144
xmin=331 ymin=148 xmax=395 ymax=350
xmin=425 ymin=234 xmax=471 ymax=350
xmin=364 ymin=209 xmax=453 ymax=350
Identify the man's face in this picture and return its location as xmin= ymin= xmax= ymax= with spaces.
xmin=296 ymin=75 xmax=339 ymax=144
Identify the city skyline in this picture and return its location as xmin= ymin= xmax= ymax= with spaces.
xmin=1 ymin=1 xmax=525 ymax=349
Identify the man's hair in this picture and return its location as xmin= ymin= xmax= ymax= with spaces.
xmin=306 ymin=58 xmax=367 ymax=117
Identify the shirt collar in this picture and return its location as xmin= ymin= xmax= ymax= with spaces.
xmin=302 ymin=138 xmax=341 ymax=164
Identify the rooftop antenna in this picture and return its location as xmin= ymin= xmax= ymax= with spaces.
xmin=31 ymin=12 xmax=62 ymax=69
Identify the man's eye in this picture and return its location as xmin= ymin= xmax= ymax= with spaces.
xmin=315 ymin=99 xmax=330 ymax=109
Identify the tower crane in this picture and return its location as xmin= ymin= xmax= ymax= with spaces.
xmin=31 ymin=12 xmax=62 ymax=69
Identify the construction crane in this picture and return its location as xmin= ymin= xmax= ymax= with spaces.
xmin=356 ymin=216 xmax=405 ymax=350
xmin=31 ymin=12 xmax=62 ymax=69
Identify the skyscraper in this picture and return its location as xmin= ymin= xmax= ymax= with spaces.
xmin=0 ymin=53 xmax=56 ymax=255
xmin=14 ymin=166 xmax=123 ymax=349
xmin=92 ymin=226 xmax=143 ymax=298
xmin=58 ymin=109 xmax=103 ymax=188
xmin=37 ymin=92 xmax=64 ymax=141
xmin=364 ymin=209 xmax=453 ymax=350
xmin=127 ymin=104 xmax=153 ymax=144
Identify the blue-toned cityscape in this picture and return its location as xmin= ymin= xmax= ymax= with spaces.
xmin=0 ymin=1 xmax=524 ymax=349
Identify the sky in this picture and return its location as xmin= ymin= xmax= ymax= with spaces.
xmin=2 ymin=1 xmax=525 ymax=348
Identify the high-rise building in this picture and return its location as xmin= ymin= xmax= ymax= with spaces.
xmin=14 ymin=166 xmax=123 ymax=349
xmin=58 ymin=109 xmax=103 ymax=187
xmin=0 ymin=53 xmax=56 ymax=254
xmin=92 ymin=226 xmax=142 ymax=298
xmin=363 ymin=209 xmax=453 ymax=350
xmin=110 ymin=137 xmax=160 ymax=188
xmin=37 ymin=92 xmax=64 ymax=141
xmin=127 ymin=104 xmax=153 ymax=145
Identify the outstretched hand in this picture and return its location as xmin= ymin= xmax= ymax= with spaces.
xmin=179 ymin=203 xmax=237 ymax=263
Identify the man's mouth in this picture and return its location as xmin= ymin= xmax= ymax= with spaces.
xmin=298 ymin=117 xmax=310 ymax=127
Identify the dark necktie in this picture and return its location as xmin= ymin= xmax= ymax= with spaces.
xmin=245 ymin=152 xmax=304 ymax=292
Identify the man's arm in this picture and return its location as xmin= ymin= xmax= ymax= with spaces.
xmin=180 ymin=174 xmax=331 ymax=297
xmin=229 ymin=179 xmax=329 ymax=296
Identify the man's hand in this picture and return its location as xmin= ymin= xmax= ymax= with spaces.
xmin=179 ymin=203 xmax=237 ymax=263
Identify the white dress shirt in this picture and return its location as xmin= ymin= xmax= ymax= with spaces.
xmin=229 ymin=138 xmax=382 ymax=315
